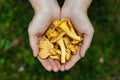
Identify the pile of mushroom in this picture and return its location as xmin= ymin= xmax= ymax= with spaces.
xmin=38 ymin=19 xmax=83 ymax=64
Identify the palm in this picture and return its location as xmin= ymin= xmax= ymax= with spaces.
xmin=60 ymin=4 xmax=94 ymax=71
xmin=28 ymin=0 xmax=61 ymax=72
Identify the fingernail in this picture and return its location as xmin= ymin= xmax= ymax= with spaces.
xmin=47 ymin=65 xmax=52 ymax=71
xmin=53 ymin=67 xmax=59 ymax=72
xmin=80 ymin=52 xmax=84 ymax=58
xmin=56 ymin=63 xmax=60 ymax=69
xmin=81 ymin=52 xmax=85 ymax=57
xmin=33 ymin=51 xmax=38 ymax=57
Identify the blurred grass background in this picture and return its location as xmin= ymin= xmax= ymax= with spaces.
xmin=0 ymin=0 xmax=120 ymax=80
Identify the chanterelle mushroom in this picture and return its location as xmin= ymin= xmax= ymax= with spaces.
xmin=59 ymin=20 xmax=81 ymax=40
xmin=38 ymin=19 xmax=83 ymax=64
xmin=50 ymin=32 xmax=65 ymax=43
xmin=66 ymin=49 xmax=71 ymax=61
xmin=39 ymin=36 xmax=54 ymax=59
xmin=50 ymin=55 xmax=60 ymax=61
xmin=57 ymin=37 xmax=66 ymax=64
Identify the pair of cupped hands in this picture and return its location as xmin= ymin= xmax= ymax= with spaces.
xmin=28 ymin=0 xmax=94 ymax=72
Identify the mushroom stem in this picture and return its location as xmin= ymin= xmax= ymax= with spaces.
xmin=57 ymin=37 xmax=66 ymax=64
xmin=59 ymin=21 xmax=81 ymax=40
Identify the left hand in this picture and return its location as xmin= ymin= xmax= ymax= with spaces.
xmin=60 ymin=0 xmax=94 ymax=71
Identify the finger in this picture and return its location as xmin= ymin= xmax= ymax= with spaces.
xmin=55 ymin=60 xmax=61 ymax=70
xmin=37 ymin=57 xmax=52 ymax=71
xmin=64 ymin=48 xmax=81 ymax=70
xmin=48 ymin=58 xmax=59 ymax=72
xmin=60 ymin=10 xmax=69 ymax=19
xmin=28 ymin=13 xmax=52 ymax=57
xmin=29 ymin=36 xmax=39 ymax=57
xmin=60 ymin=5 xmax=71 ymax=19
xmin=60 ymin=65 xmax=65 ymax=71
xmin=80 ymin=34 xmax=93 ymax=57
xmin=52 ymin=3 xmax=60 ymax=20
xmin=71 ymin=14 xmax=94 ymax=57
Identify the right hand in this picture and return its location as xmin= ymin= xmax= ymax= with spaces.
xmin=28 ymin=0 xmax=61 ymax=72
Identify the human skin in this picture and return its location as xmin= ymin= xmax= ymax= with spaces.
xmin=28 ymin=0 xmax=61 ymax=72
xmin=28 ymin=0 xmax=94 ymax=72
xmin=60 ymin=0 xmax=94 ymax=71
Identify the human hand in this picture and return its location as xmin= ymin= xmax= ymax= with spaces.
xmin=28 ymin=0 xmax=61 ymax=72
xmin=60 ymin=0 xmax=94 ymax=71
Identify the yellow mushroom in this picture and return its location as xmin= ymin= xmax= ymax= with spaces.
xmin=54 ymin=43 xmax=59 ymax=49
xmin=39 ymin=36 xmax=54 ymax=59
xmin=50 ymin=55 xmax=60 ymax=61
xmin=63 ymin=37 xmax=71 ymax=48
xmin=53 ymin=20 xmax=60 ymax=27
xmin=38 ymin=19 xmax=83 ymax=64
xmin=55 ymin=27 xmax=64 ymax=33
xmin=71 ymin=40 xmax=80 ymax=44
xmin=49 ymin=48 xmax=57 ymax=56
xmin=66 ymin=49 xmax=71 ymax=61
xmin=67 ymin=19 xmax=78 ymax=36
xmin=45 ymin=27 xmax=59 ymax=40
xmin=50 ymin=32 xmax=65 ymax=43
xmin=60 ymin=19 xmax=77 ymax=36
xmin=68 ymin=44 xmax=78 ymax=55
xmin=63 ymin=37 xmax=78 ymax=55
xmin=71 ymin=38 xmax=83 ymax=44
xmin=57 ymin=37 xmax=66 ymax=64
xmin=59 ymin=20 xmax=81 ymax=40
xmin=55 ymin=48 xmax=61 ymax=55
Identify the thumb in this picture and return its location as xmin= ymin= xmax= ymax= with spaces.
xmin=80 ymin=34 xmax=93 ymax=57
xmin=28 ymin=35 xmax=39 ymax=57
xmin=27 ymin=13 xmax=49 ymax=57
xmin=71 ymin=14 xmax=94 ymax=57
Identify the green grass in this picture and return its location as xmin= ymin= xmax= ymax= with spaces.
xmin=0 ymin=0 xmax=120 ymax=80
